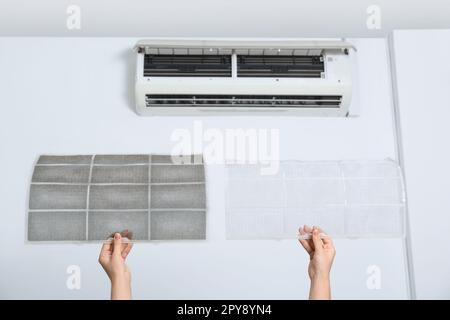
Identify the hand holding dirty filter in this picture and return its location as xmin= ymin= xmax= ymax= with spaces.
xmin=99 ymin=230 xmax=133 ymax=300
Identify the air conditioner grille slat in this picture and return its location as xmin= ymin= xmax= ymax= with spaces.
xmin=145 ymin=94 xmax=342 ymax=108
xmin=144 ymin=54 xmax=231 ymax=77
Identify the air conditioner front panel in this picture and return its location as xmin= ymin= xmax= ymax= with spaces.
xmin=138 ymin=77 xmax=349 ymax=94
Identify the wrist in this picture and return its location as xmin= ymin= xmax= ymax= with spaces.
xmin=309 ymin=272 xmax=331 ymax=300
xmin=311 ymin=272 xmax=330 ymax=282
xmin=111 ymin=275 xmax=130 ymax=286
xmin=111 ymin=277 xmax=131 ymax=300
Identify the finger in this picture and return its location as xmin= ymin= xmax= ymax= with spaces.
xmin=120 ymin=229 xmax=130 ymax=249
xmin=109 ymin=231 xmax=117 ymax=238
xmin=122 ymin=243 xmax=133 ymax=259
xmin=314 ymin=227 xmax=333 ymax=245
xmin=311 ymin=226 xmax=323 ymax=252
xmin=298 ymin=226 xmax=305 ymax=235
xmin=108 ymin=231 xmax=118 ymax=243
xmin=298 ymin=226 xmax=313 ymax=254
xmin=120 ymin=229 xmax=130 ymax=254
xmin=120 ymin=229 xmax=133 ymax=242
xmin=321 ymin=233 xmax=334 ymax=248
xmin=112 ymin=232 xmax=122 ymax=257
xmin=119 ymin=229 xmax=133 ymax=255
xmin=99 ymin=242 xmax=112 ymax=259
xmin=124 ymin=229 xmax=134 ymax=251
xmin=122 ymin=230 xmax=134 ymax=241
xmin=120 ymin=229 xmax=129 ymax=239
xmin=302 ymin=224 xmax=315 ymax=250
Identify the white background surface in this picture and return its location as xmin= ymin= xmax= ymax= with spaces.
xmin=1 ymin=0 xmax=449 ymax=37
xmin=392 ymin=29 xmax=450 ymax=299
xmin=0 ymin=37 xmax=408 ymax=299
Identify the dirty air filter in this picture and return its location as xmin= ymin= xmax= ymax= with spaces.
xmin=226 ymin=160 xmax=406 ymax=239
xmin=28 ymin=154 xmax=206 ymax=241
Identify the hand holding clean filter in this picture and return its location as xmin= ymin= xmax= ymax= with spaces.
xmin=298 ymin=225 xmax=336 ymax=300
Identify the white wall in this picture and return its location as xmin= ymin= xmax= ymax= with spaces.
xmin=1 ymin=0 xmax=449 ymax=37
xmin=392 ymin=29 xmax=450 ymax=299
xmin=0 ymin=37 xmax=408 ymax=299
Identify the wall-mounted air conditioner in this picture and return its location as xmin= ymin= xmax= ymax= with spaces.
xmin=134 ymin=38 xmax=355 ymax=116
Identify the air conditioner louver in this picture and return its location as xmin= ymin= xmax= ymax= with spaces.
xmin=237 ymin=55 xmax=324 ymax=78
xmin=145 ymin=94 xmax=342 ymax=108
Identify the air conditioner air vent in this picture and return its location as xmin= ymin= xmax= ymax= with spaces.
xmin=145 ymin=94 xmax=342 ymax=108
xmin=144 ymin=54 xmax=231 ymax=77
xmin=237 ymin=55 xmax=324 ymax=78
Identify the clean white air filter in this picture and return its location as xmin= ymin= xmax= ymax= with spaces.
xmin=225 ymin=160 xmax=406 ymax=239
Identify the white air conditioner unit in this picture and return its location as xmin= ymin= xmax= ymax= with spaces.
xmin=134 ymin=38 xmax=355 ymax=116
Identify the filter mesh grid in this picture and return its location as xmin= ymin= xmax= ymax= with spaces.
xmin=28 ymin=154 xmax=206 ymax=241
xmin=226 ymin=160 xmax=406 ymax=239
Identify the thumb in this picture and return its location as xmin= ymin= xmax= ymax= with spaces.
xmin=311 ymin=227 xmax=323 ymax=252
xmin=112 ymin=232 xmax=122 ymax=257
